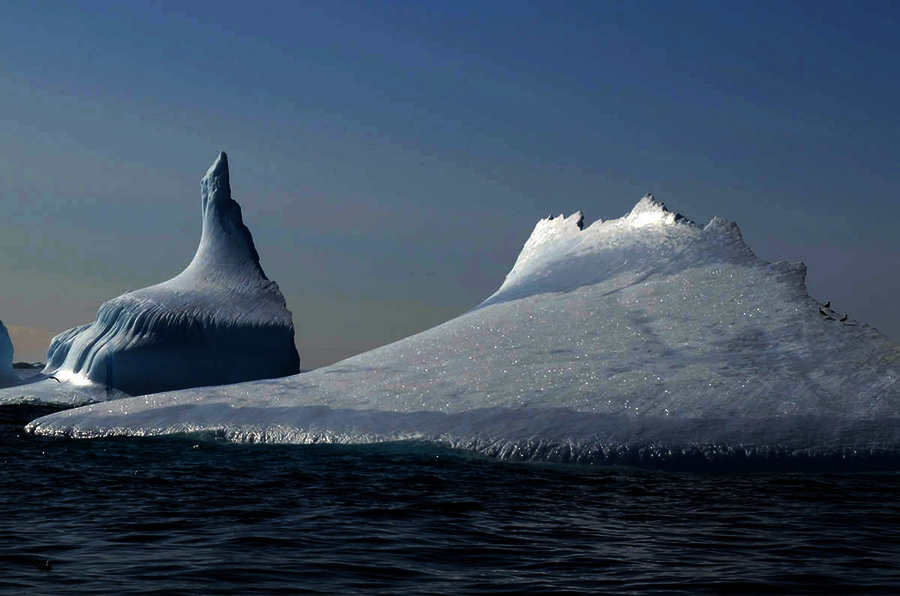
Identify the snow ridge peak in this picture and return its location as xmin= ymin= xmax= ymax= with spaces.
xmin=626 ymin=193 xmax=695 ymax=227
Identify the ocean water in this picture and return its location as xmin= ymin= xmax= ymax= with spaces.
xmin=2 ymin=405 xmax=899 ymax=596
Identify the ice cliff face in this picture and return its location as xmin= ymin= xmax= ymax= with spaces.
xmin=0 ymin=321 xmax=18 ymax=388
xmin=27 ymin=195 xmax=900 ymax=470
xmin=39 ymin=152 xmax=300 ymax=396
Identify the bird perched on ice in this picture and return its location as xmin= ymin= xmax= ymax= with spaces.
xmin=840 ymin=314 xmax=848 ymax=322
xmin=823 ymin=301 xmax=831 ymax=308
xmin=819 ymin=307 xmax=829 ymax=317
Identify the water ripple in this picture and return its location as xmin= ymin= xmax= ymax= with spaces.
xmin=3 ymin=405 xmax=900 ymax=595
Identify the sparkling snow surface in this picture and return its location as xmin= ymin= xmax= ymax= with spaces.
xmin=27 ymin=196 xmax=900 ymax=469
xmin=0 ymin=153 xmax=299 ymax=403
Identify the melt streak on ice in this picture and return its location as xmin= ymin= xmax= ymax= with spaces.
xmin=25 ymin=196 xmax=900 ymax=470
xmin=1 ymin=153 xmax=299 ymax=403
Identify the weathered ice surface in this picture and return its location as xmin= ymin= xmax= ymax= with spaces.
xmin=28 ymin=196 xmax=900 ymax=470
xmin=2 ymin=152 xmax=299 ymax=403
xmin=0 ymin=321 xmax=19 ymax=388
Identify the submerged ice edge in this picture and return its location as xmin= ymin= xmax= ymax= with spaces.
xmin=26 ymin=418 xmax=900 ymax=473
xmin=26 ymin=400 xmax=900 ymax=472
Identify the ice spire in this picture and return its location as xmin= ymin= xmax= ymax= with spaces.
xmin=184 ymin=150 xmax=266 ymax=280
xmin=40 ymin=153 xmax=300 ymax=397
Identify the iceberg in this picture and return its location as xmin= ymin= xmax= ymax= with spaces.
xmin=2 ymin=152 xmax=299 ymax=404
xmin=27 ymin=195 xmax=900 ymax=470
xmin=0 ymin=320 xmax=20 ymax=388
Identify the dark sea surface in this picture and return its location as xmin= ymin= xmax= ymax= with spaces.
xmin=2 ymin=405 xmax=899 ymax=596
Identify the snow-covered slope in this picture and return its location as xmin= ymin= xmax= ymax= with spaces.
xmin=2 ymin=152 xmax=299 ymax=403
xmin=28 ymin=196 xmax=900 ymax=470
xmin=0 ymin=321 xmax=20 ymax=388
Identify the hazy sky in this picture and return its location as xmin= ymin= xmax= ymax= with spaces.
xmin=2 ymin=1 xmax=898 ymax=368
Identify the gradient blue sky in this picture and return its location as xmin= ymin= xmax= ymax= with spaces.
xmin=1 ymin=1 xmax=898 ymax=368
